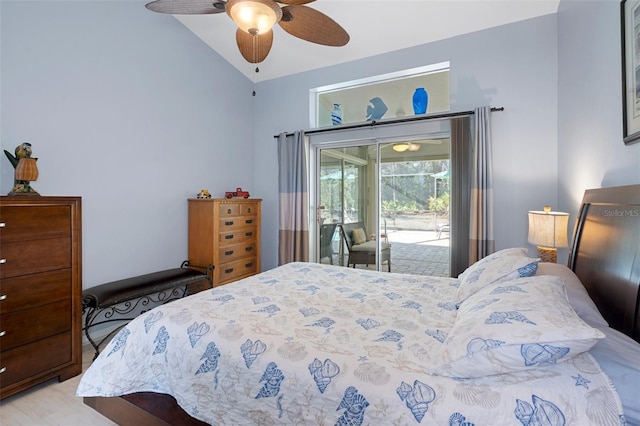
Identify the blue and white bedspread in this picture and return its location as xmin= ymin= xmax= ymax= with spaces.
xmin=77 ymin=262 xmax=625 ymax=425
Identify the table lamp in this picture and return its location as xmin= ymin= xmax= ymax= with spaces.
xmin=527 ymin=206 xmax=569 ymax=263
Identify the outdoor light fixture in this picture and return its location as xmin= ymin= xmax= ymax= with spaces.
xmin=227 ymin=0 xmax=281 ymax=35
xmin=527 ymin=206 xmax=569 ymax=263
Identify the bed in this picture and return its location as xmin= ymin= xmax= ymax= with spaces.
xmin=78 ymin=184 xmax=640 ymax=425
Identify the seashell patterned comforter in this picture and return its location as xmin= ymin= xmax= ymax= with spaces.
xmin=77 ymin=262 xmax=625 ymax=425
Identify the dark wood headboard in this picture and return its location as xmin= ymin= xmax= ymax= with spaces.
xmin=568 ymin=184 xmax=640 ymax=343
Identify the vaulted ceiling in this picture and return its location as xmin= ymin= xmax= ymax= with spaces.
xmin=169 ymin=0 xmax=560 ymax=82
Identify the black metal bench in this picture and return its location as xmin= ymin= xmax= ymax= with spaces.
xmin=82 ymin=261 xmax=213 ymax=360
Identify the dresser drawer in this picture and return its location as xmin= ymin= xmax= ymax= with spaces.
xmin=218 ymin=227 xmax=258 ymax=244
xmin=218 ymin=241 xmax=258 ymax=263
xmin=217 ymin=215 xmax=258 ymax=231
xmin=0 ymin=205 xmax=71 ymax=243
xmin=218 ymin=258 xmax=258 ymax=283
xmin=0 ymin=237 xmax=71 ymax=279
xmin=0 ymin=270 xmax=71 ymax=314
xmin=0 ymin=331 xmax=72 ymax=388
xmin=218 ymin=204 xmax=239 ymax=217
xmin=239 ymin=203 xmax=259 ymax=216
xmin=0 ymin=299 xmax=72 ymax=351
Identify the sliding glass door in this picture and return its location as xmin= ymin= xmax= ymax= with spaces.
xmin=313 ymin=128 xmax=454 ymax=276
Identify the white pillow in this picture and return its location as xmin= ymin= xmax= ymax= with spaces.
xmin=430 ymin=275 xmax=605 ymax=378
xmin=535 ymin=262 xmax=608 ymax=327
xmin=457 ymin=248 xmax=539 ymax=302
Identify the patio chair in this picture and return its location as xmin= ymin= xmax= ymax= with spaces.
xmin=319 ymin=223 xmax=338 ymax=264
xmin=339 ymin=222 xmax=391 ymax=272
xmin=437 ymin=223 xmax=450 ymax=239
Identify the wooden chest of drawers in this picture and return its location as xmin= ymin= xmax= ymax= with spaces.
xmin=188 ymin=198 xmax=261 ymax=286
xmin=0 ymin=196 xmax=82 ymax=399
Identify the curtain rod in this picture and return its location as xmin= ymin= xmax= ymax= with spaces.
xmin=273 ymin=107 xmax=504 ymax=138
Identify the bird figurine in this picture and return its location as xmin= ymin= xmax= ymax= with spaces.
xmin=366 ymin=97 xmax=388 ymax=121
xmin=4 ymin=142 xmax=40 ymax=195
xmin=4 ymin=142 xmax=33 ymax=167
xmin=15 ymin=142 xmax=33 ymax=160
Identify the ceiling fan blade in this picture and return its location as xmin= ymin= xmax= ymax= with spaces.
xmin=276 ymin=0 xmax=315 ymax=5
xmin=279 ymin=5 xmax=349 ymax=47
xmin=236 ymin=29 xmax=273 ymax=63
xmin=145 ymin=0 xmax=226 ymax=15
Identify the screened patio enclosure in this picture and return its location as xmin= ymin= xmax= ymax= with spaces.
xmin=316 ymin=140 xmax=451 ymax=277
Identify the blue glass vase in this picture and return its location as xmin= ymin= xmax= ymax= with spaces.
xmin=331 ymin=104 xmax=343 ymax=125
xmin=412 ymin=88 xmax=428 ymax=115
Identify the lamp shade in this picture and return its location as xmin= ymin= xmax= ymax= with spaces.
xmin=227 ymin=0 xmax=281 ymax=35
xmin=14 ymin=158 xmax=39 ymax=181
xmin=527 ymin=210 xmax=569 ymax=248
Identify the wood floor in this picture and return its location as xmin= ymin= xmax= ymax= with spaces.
xmin=0 ymin=346 xmax=116 ymax=425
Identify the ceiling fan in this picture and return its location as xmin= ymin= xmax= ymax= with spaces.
xmin=145 ymin=0 xmax=350 ymax=64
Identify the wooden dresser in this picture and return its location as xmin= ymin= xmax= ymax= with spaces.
xmin=188 ymin=198 xmax=261 ymax=286
xmin=0 ymin=196 xmax=82 ymax=399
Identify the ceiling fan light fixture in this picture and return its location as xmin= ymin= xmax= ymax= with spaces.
xmin=392 ymin=143 xmax=409 ymax=152
xmin=392 ymin=142 xmax=421 ymax=152
xmin=227 ymin=0 xmax=282 ymax=35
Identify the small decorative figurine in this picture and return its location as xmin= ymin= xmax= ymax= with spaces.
xmin=197 ymin=189 xmax=211 ymax=199
xmin=366 ymin=97 xmax=388 ymax=121
xmin=4 ymin=142 xmax=40 ymax=195
xmin=225 ymin=187 xmax=250 ymax=199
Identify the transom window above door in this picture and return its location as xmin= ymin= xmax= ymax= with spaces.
xmin=310 ymin=62 xmax=450 ymax=128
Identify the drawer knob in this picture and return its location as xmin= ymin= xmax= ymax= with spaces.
xmin=0 ymin=295 xmax=6 ymax=301
xmin=225 ymin=267 xmax=234 ymax=274
xmin=227 ymin=209 xmax=232 ymax=214
xmin=245 ymin=232 xmax=253 ymax=237
xmin=0 ymin=331 xmax=5 ymax=337
xmin=245 ymin=262 xmax=253 ymax=268
xmin=225 ymin=221 xmax=234 ymax=226
xmin=245 ymin=247 xmax=253 ymax=252
xmin=225 ymin=250 xmax=234 ymax=256
xmin=225 ymin=235 xmax=234 ymax=240
xmin=0 ymin=367 xmax=5 ymax=374
xmin=0 ymin=259 xmax=6 ymax=264
xmin=245 ymin=219 xmax=253 ymax=224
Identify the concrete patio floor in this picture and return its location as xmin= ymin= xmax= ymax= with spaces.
xmin=323 ymin=229 xmax=451 ymax=277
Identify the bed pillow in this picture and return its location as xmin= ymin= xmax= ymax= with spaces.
xmin=456 ymin=248 xmax=539 ymax=302
xmin=536 ymin=262 xmax=609 ymax=327
xmin=352 ymin=228 xmax=367 ymax=245
xmin=430 ymin=275 xmax=605 ymax=378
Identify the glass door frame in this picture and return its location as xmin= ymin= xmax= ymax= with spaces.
xmin=310 ymin=129 xmax=452 ymax=272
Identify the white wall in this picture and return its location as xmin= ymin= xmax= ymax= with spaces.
xmin=253 ymin=15 xmax=560 ymax=271
xmin=557 ymin=1 xmax=640 ymax=219
xmin=1 ymin=1 xmax=255 ymax=287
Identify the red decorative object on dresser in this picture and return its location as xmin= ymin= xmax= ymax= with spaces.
xmin=0 ymin=196 xmax=82 ymax=399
